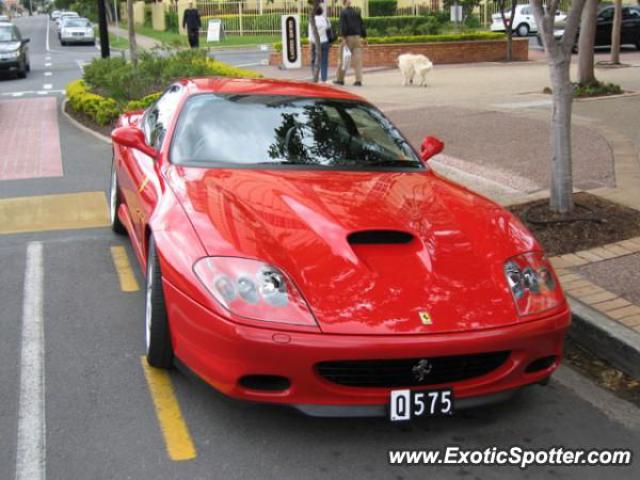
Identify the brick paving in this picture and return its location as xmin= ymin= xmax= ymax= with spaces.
xmin=0 ymin=97 xmax=63 ymax=181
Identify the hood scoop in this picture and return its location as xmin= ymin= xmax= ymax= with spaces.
xmin=347 ymin=230 xmax=414 ymax=245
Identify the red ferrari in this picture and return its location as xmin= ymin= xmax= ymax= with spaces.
xmin=110 ymin=77 xmax=570 ymax=420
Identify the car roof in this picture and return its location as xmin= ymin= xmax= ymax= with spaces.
xmin=181 ymin=77 xmax=366 ymax=102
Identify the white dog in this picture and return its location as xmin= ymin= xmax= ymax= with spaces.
xmin=397 ymin=54 xmax=433 ymax=87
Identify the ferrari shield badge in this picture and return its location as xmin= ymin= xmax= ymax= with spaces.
xmin=419 ymin=311 xmax=432 ymax=325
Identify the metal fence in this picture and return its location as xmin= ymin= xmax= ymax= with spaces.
xmin=169 ymin=0 xmax=571 ymax=37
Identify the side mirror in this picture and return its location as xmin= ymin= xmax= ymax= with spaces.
xmin=111 ymin=126 xmax=158 ymax=159
xmin=420 ymin=136 xmax=444 ymax=162
xmin=23 ymin=38 xmax=30 ymax=44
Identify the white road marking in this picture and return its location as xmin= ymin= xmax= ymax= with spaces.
xmin=45 ymin=17 xmax=50 ymax=52
xmin=75 ymin=60 xmax=88 ymax=72
xmin=44 ymin=72 xmax=52 ymax=77
xmin=43 ymin=84 xmax=53 ymax=90
xmin=44 ymin=62 xmax=52 ymax=67
xmin=15 ymin=242 xmax=46 ymax=480
xmin=1 ymin=90 xmax=65 ymax=97
xmin=45 ymin=56 xmax=51 ymax=62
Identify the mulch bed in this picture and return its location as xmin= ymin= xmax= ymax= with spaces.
xmin=64 ymin=103 xmax=114 ymax=138
xmin=508 ymin=192 xmax=640 ymax=257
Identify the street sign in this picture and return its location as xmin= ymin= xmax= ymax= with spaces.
xmin=206 ymin=19 xmax=224 ymax=43
xmin=281 ymin=14 xmax=301 ymax=69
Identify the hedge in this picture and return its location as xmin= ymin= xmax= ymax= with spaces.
xmin=201 ymin=14 xmax=441 ymax=37
xmin=273 ymin=32 xmax=505 ymax=52
xmin=66 ymin=80 xmax=121 ymax=126
xmin=68 ymin=50 xmax=261 ymax=126
xmin=369 ymin=0 xmax=398 ymax=17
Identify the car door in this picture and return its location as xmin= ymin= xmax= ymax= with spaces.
xmin=596 ymin=7 xmax=614 ymax=46
xmin=133 ymin=85 xmax=183 ymax=244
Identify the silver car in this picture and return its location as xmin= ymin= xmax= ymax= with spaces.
xmin=59 ymin=17 xmax=95 ymax=46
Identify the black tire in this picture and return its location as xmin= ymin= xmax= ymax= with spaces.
xmin=145 ymin=238 xmax=174 ymax=368
xmin=516 ymin=23 xmax=530 ymax=37
xmin=109 ymin=158 xmax=127 ymax=235
xmin=17 ymin=63 xmax=27 ymax=79
xmin=26 ymin=61 xmax=30 ymax=72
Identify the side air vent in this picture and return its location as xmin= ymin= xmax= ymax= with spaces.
xmin=347 ymin=230 xmax=414 ymax=245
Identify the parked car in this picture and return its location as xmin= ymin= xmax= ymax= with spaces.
xmin=109 ymin=78 xmax=570 ymax=419
xmin=0 ymin=15 xmax=10 ymax=23
xmin=50 ymin=10 xmax=62 ymax=21
xmin=56 ymin=11 xmax=79 ymax=29
xmin=491 ymin=5 xmax=567 ymax=37
xmin=59 ymin=17 xmax=95 ymax=45
xmin=548 ymin=5 xmax=640 ymax=51
xmin=0 ymin=22 xmax=30 ymax=78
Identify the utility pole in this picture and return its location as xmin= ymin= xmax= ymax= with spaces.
xmin=97 ymin=0 xmax=110 ymax=58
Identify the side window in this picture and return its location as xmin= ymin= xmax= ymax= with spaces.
xmin=13 ymin=26 xmax=22 ymax=41
xmin=522 ymin=7 xmax=530 ymax=16
xmin=142 ymin=85 xmax=182 ymax=150
xmin=599 ymin=8 xmax=613 ymax=21
xmin=624 ymin=8 xmax=640 ymax=19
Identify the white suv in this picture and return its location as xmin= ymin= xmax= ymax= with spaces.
xmin=491 ymin=5 xmax=567 ymax=37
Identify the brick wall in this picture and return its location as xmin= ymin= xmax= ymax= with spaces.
xmin=269 ymin=39 xmax=529 ymax=67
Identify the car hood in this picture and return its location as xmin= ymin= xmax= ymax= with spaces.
xmin=167 ymin=167 xmax=539 ymax=335
xmin=0 ymin=41 xmax=20 ymax=52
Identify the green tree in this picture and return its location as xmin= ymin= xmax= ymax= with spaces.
xmin=443 ymin=0 xmax=482 ymax=31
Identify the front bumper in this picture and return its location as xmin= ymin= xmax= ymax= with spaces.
xmin=165 ymin=280 xmax=570 ymax=408
xmin=61 ymin=35 xmax=95 ymax=44
xmin=0 ymin=58 xmax=21 ymax=71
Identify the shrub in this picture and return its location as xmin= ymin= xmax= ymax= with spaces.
xmin=165 ymin=11 xmax=179 ymax=33
xmin=273 ymin=32 xmax=505 ymax=52
xmin=369 ymin=0 xmax=398 ymax=17
xmin=202 ymin=14 xmax=441 ymax=37
xmin=83 ymin=48 xmax=260 ymax=103
xmin=66 ymin=80 xmax=120 ymax=126
xmin=574 ymin=81 xmax=623 ymax=98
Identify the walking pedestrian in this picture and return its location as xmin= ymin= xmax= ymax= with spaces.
xmin=334 ymin=0 xmax=366 ymax=86
xmin=309 ymin=6 xmax=331 ymax=83
xmin=183 ymin=2 xmax=202 ymax=49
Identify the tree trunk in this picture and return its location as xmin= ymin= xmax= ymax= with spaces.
xmin=611 ymin=0 xmax=622 ymax=64
xmin=308 ymin=3 xmax=321 ymax=83
xmin=127 ymin=0 xmax=138 ymax=68
xmin=578 ymin=0 xmax=598 ymax=85
xmin=549 ymin=62 xmax=575 ymax=213
xmin=531 ymin=0 xmax=587 ymax=214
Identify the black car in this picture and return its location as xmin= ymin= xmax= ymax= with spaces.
xmin=544 ymin=5 xmax=640 ymax=50
xmin=0 ymin=23 xmax=30 ymax=78
xmin=593 ymin=5 xmax=640 ymax=49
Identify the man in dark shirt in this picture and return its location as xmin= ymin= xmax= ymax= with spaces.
xmin=183 ymin=2 xmax=202 ymax=49
xmin=334 ymin=0 xmax=366 ymax=86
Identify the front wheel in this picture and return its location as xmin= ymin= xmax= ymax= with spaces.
xmin=109 ymin=159 xmax=127 ymax=235
xmin=145 ymin=238 xmax=174 ymax=369
xmin=516 ymin=23 xmax=530 ymax=37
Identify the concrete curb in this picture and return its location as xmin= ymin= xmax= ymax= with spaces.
xmin=60 ymin=99 xmax=111 ymax=144
xmin=568 ymin=297 xmax=640 ymax=379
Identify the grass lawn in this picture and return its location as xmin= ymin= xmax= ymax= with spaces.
xmin=108 ymin=32 xmax=129 ymax=50
xmin=122 ymin=23 xmax=277 ymax=48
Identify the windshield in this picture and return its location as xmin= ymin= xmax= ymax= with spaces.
xmin=63 ymin=18 xmax=91 ymax=28
xmin=171 ymin=94 xmax=422 ymax=169
xmin=0 ymin=26 xmax=18 ymax=42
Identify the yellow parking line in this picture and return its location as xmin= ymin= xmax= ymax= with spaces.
xmin=140 ymin=357 xmax=197 ymax=462
xmin=110 ymin=246 xmax=139 ymax=292
xmin=0 ymin=192 xmax=110 ymax=235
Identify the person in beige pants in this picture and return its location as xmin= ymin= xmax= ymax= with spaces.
xmin=334 ymin=0 xmax=366 ymax=86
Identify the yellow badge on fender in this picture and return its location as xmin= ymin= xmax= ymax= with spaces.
xmin=419 ymin=311 xmax=432 ymax=325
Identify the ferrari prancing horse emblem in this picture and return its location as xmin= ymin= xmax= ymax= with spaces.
xmin=419 ymin=311 xmax=432 ymax=325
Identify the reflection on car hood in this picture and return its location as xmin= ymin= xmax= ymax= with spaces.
xmin=167 ymin=167 xmax=540 ymax=335
xmin=0 ymin=42 xmax=20 ymax=52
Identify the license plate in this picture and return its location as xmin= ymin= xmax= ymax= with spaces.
xmin=389 ymin=388 xmax=454 ymax=421
xmin=73 ymin=33 xmax=82 ymax=36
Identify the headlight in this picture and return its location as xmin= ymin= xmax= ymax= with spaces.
xmin=3 ymin=50 xmax=20 ymax=59
xmin=193 ymin=257 xmax=317 ymax=327
xmin=504 ymin=253 xmax=563 ymax=317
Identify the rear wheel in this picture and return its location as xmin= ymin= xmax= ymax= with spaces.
xmin=145 ymin=238 xmax=174 ymax=369
xmin=516 ymin=23 xmax=530 ymax=37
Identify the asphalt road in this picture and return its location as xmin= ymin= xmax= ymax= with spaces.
xmin=1 ymin=15 xmax=639 ymax=480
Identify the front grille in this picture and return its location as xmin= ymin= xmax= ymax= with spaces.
xmin=316 ymin=351 xmax=510 ymax=388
